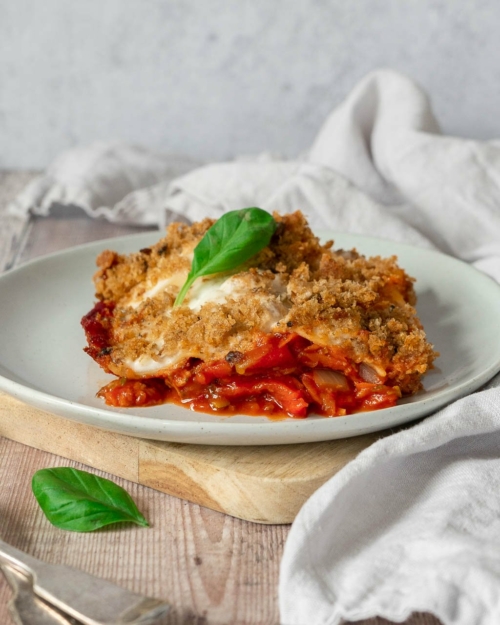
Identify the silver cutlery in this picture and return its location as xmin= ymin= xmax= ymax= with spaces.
xmin=2 ymin=563 xmax=79 ymax=624
xmin=0 ymin=539 xmax=170 ymax=625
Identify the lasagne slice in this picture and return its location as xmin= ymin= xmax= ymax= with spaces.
xmin=82 ymin=211 xmax=436 ymax=418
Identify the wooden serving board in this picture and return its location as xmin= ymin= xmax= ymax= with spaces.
xmin=0 ymin=391 xmax=389 ymax=524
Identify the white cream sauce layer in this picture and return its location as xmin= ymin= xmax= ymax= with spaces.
xmin=124 ymin=273 xmax=288 ymax=376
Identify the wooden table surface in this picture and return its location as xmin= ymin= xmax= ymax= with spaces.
xmin=0 ymin=171 xmax=442 ymax=625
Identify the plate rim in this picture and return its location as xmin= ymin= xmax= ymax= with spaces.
xmin=1 ymin=231 xmax=500 ymax=445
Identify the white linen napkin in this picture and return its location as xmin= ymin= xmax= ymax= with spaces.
xmin=8 ymin=142 xmax=201 ymax=225
xmin=10 ymin=69 xmax=500 ymax=624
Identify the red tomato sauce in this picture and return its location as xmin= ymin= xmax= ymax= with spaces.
xmin=93 ymin=332 xmax=401 ymax=419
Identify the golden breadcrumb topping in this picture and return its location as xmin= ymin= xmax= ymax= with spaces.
xmin=91 ymin=211 xmax=436 ymax=394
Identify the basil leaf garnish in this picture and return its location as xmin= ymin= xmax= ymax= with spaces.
xmin=32 ymin=468 xmax=149 ymax=532
xmin=174 ymin=207 xmax=277 ymax=306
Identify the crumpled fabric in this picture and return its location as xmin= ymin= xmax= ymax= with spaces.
xmin=8 ymin=142 xmax=201 ymax=225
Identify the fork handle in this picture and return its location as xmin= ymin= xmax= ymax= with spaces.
xmin=0 ymin=539 xmax=39 ymax=578
xmin=0 ymin=538 xmax=169 ymax=624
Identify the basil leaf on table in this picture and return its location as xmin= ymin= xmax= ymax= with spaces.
xmin=174 ymin=207 xmax=277 ymax=306
xmin=32 ymin=468 xmax=149 ymax=532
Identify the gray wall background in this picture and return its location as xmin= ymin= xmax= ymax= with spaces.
xmin=1 ymin=0 xmax=499 ymax=169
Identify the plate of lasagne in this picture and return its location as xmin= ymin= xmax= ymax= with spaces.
xmin=1 ymin=211 xmax=500 ymax=445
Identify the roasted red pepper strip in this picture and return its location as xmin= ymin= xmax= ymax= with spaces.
xmin=194 ymin=359 xmax=233 ymax=384
xmin=215 ymin=375 xmax=309 ymax=417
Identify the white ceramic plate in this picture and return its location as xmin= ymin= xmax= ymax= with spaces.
xmin=1 ymin=232 xmax=500 ymax=445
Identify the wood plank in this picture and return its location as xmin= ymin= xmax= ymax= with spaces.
xmin=0 ymin=391 xmax=386 ymax=524
xmin=0 ymin=393 xmax=139 ymax=483
xmin=0 ymin=435 xmax=288 ymax=625
xmin=140 ymin=434 xmax=386 ymax=524
xmin=0 ymin=429 xmax=443 ymax=625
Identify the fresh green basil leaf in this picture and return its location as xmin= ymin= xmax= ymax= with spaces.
xmin=32 ymin=468 xmax=149 ymax=532
xmin=174 ymin=207 xmax=277 ymax=306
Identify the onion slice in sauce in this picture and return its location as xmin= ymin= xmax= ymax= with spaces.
xmin=359 ymin=362 xmax=383 ymax=384
xmin=312 ymin=369 xmax=350 ymax=391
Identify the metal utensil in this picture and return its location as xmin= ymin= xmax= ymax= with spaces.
xmin=0 ymin=539 xmax=170 ymax=625
xmin=2 ymin=563 xmax=79 ymax=624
